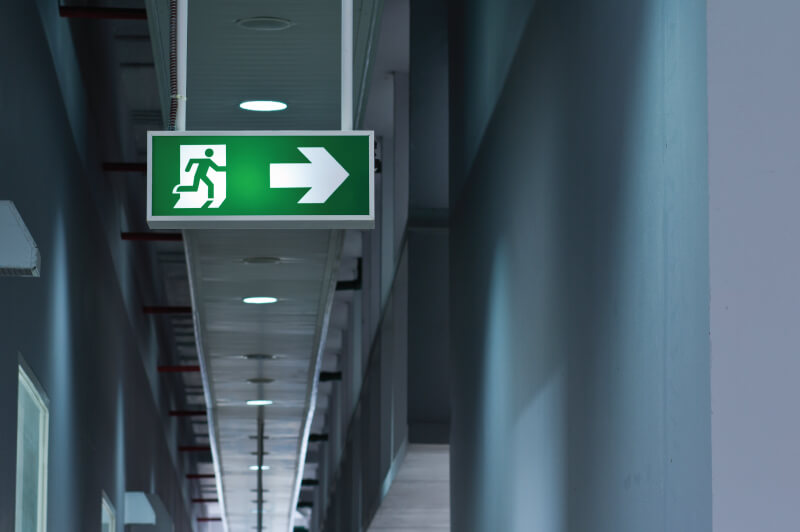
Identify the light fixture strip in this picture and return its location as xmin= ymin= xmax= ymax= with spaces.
xmin=256 ymin=412 xmax=264 ymax=531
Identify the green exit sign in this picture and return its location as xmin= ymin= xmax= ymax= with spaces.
xmin=147 ymin=131 xmax=374 ymax=229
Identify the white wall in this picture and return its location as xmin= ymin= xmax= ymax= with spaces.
xmin=708 ymin=1 xmax=800 ymax=530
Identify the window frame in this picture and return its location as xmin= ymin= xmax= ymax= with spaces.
xmin=101 ymin=491 xmax=116 ymax=532
xmin=15 ymin=362 xmax=50 ymax=532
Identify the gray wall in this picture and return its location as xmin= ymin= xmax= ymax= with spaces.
xmin=314 ymin=1 xmax=453 ymax=529
xmin=407 ymin=0 xmax=450 ymax=445
xmin=708 ymin=1 xmax=800 ymax=530
xmin=0 ymin=2 xmax=192 ymax=531
xmin=448 ymin=0 xmax=711 ymax=530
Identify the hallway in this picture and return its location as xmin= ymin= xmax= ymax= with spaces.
xmin=1 ymin=1 xmax=798 ymax=531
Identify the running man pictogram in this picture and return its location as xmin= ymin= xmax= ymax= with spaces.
xmin=175 ymin=148 xmax=226 ymax=200
xmin=173 ymin=144 xmax=227 ymax=209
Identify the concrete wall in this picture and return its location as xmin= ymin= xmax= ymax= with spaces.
xmin=449 ymin=0 xmax=711 ymax=530
xmin=708 ymin=1 xmax=800 ymax=530
xmin=0 ymin=3 xmax=192 ymax=531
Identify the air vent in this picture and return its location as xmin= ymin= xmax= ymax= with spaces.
xmin=0 ymin=201 xmax=40 ymax=277
xmin=235 ymin=16 xmax=293 ymax=31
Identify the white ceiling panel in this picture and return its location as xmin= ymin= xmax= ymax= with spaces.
xmin=186 ymin=0 xmax=341 ymax=131
xmin=185 ymin=229 xmax=343 ymax=532
xmin=178 ymin=0 xmax=355 ymax=529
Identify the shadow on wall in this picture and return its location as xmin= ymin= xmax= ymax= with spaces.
xmin=450 ymin=0 xmax=710 ymax=531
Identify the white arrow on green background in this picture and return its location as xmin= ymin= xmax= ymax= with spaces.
xmin=269 ymin=147 xmax=350 ymax=204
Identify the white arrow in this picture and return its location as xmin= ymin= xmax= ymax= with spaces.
xmin=269 ymin=147 xmax=349 ymax=204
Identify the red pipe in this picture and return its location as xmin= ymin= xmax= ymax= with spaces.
xmin=179 ymin=446 xmax=212 ymax=452
xmin=169 ymin=410 xmax=207 ymax=417
xmin=59 ymin=6 xmax=147 ymax=20
xmin=122 ymin=232 xmax=183 ymax=242
xmin=198 ymin=517 xmax=222 ymax=522
xmin=144 ymin=306 xmax=192 ymax=314
xmin=158 ymin=365 xmax=200 ymax=373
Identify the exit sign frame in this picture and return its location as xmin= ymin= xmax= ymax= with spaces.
xmin=147 ymin=130 xmax=375 ymax=229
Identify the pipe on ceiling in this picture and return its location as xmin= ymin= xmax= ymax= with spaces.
xmin=157 ymin=365 xmax=200 ymax=373
xmin=121 ymin=232 xmax=183 ymax=242
xmin=169 ymin=410 xmax=207 ymax=417
xmin=143 ymin=306 xmax=192 ymax=314
xmin=59 ymin=6 xmax=147 ymax=20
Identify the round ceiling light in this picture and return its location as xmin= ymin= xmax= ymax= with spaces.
xmin=246 ymin=400 xmax=273 ymax=406
xmin=242 ymin=256 xmax=283 ymax=264
xmin=249 ymin=465 xmax=270 ymax=471
xmin=248 ymin=377 xmax=276 ymax=384
xmin=236 ymin=16 xmax=294 ymax=31
xmin=240 ymin=353 xmax=281 ymax=361
xmin=243 ymin=296 xmax=278 ymax=304
xmin=239 ymin=100 xmax=287 ymax=112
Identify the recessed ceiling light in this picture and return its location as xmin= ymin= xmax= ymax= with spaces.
xmin=247 ymin=377 xmax=275 ymax=384
xmin=236 ymin=16 xmax=294 ymax=31
xmin=243 ymin=296 xmax=278 ymax=304
xmin=239 ymin=100 xmax=287 ymax=112
xmin=246 ymin=400 xmax=273 ymax=406
xmin=249 ymin=465 xmax=270 ymax=471
xmin=242 ymin=256 xmax=283 ymax=264
xmin=241 ymin=353 xmax=281 ymax=360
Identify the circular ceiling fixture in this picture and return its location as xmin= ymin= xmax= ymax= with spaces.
xmin=240 ymin=353 xmax=282 ymax=360
xmin=243 ymin=296 xmax=278 ymax=304
xmin=236 ymin=16 xmax=294 ymax=31
xmin=240 ymin=100 xmax=288 ymax=112
xmin=246 ymin=399 xmax=273 ymax=406
xmin=248 ymin=377 xmax=276 ymax=384
xmin=242 ymin=256 xmax=283 ymax=264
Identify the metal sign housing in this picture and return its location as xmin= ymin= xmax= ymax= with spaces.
xmin=147 ymin=130 xmax=374 ymax=229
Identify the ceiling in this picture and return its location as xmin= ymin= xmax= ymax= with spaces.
xmin=62 ymin=0 xmax=380 ymax=529
xmin=184 ymin=229 xmax=343 ymax=531
xmin=185 ymin=0 xmax=341 ymax=131
xmin=174 ymin=1 xmax=373 ymax=531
